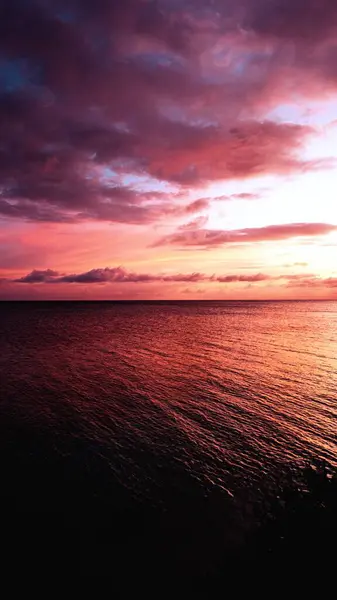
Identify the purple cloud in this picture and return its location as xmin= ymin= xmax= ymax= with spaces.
xmin=6 ymin=265 xmax=317 ymax=286
xmin=15 ymin=269 xmax=61 ymax=283
xmin=0 ymin=0 xmax=335 ymax=227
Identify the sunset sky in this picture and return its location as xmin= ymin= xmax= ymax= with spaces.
xmin=1 ymin=0 xmax=337 ymax=300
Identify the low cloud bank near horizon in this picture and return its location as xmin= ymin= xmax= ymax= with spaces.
xmin=0 ymin=266 xmax=331 ymax=289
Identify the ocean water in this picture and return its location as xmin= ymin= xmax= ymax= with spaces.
xmin=1 ymin=300 xmax=336 ymax=574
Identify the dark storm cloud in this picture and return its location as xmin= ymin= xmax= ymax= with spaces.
xmin=0 ymin=0 xmax=335 ymax=225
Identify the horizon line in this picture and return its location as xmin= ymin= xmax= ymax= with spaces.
xmin=0 ymin=298 xmax=336 ymax=303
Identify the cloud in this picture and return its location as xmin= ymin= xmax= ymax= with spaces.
xmin=283 ymin=262 xmax=309 ymax=268
xmin=246 ymin=0 xmax=337 ymax=43
xmin=145 ymin=121 xmax=316 ymax=185
xmin=287 ymin=276 xmax=337 ymax=288
xmin=3 ymin=266 xmax=312 ymax=286
xmin=215 ymin=273 xmax=270 ymax=283
xmin=179 ymin=216 xmax=209 ymax=230
xmin=13 ymin=267 xmax=209 ymax=285
xmin=16 ymin=269 xmax=61 ymax=283
xmin=160 ymin=197 xmax=210 ymax=219
xmin=231 ymin=193 xmax=261 ymax=201
xmin=174 ymin=192 xmax=261 ymax=219
xmin=4 ymin=263 xmax=335 ymax=300
xmin=323 ymin=278 xmax=337 ymax=288
xmin=154 ymin=222 xmax=337 ymax=248
xmin=239 ymin=0 xmax=337 ymax=94
xmin=181 ymin=198 xmax=210 ymax=214
xmin=0 ymin=0 xmax=196 ymax=224
xmin=0 ymin=1 xmax=335 ymax=226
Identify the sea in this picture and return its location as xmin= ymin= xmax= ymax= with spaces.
xmin=0 ymin=300 xmax=336 ymax=577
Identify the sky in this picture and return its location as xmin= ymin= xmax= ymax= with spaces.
xmin=0 ymin=0 xmax=337 ymax=300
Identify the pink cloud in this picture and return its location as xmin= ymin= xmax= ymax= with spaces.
xmin=154 ymin=222 xmax=337 ymax=248
xmin=178 ymin=216 xmax=209 ymax=231
xmin=215 ymin=273 xmax=270 ymax=283
xmin=146 ymin=121 xmax=316 ymax=185
xmin=287 ymin=276 xmax=337 ymax=288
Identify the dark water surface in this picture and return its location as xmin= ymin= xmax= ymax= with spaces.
xmin=1 ymin=300 xmax=336 ymax=577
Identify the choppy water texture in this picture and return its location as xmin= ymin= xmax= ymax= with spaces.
xmin=0 ymin=301 xmax=336 ymax=574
